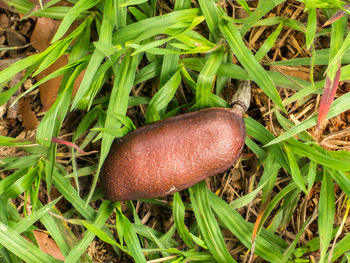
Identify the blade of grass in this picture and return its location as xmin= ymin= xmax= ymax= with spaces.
xmin=92 ymin=52 xmax=139 ymax=206
xmin=65 ymin=200 xmax=113 ymax=262
xmin=240 ymin=0 xmax=285 ymax=36
xmin=219 ymin=20 xmax=285 ymax=111
xmin=265 ymin=89 xmax=350 ymax=146
xmin=71 ymin=0 xmax=116 ymax=110
xmin=52 ymin=0 xmax=98 ymax=42
xmin=306 ymin=7 xmax=317 ymax=49
xmin=198 ymin=0 xmax=220 ymax=39
xmin=286 ymin=140 xmax=350 ymax=171
xmin=208 ymin=191 xmax=287 ymax=262
xmin=245 ymin=117 xmax=289 ymax=171
xmin=190 ymin=182 xmax=236 ymax=263
xmin=318 ymin=169 xmax=335 ymax=263
xmin=195 ymin=48 xmax=224 ymax=108
xmin=112 ymin=9 xmax=199 ymax=44
xmin=146 ymin=69 xmax=182 ymax=122
xmin=0 ymin=222 xmax=57 ymax=263
xmin=255 ymin=22 xmax=284 ymax=62
xmin=173 ymin=192 xmax=194 ymax=249
xmin=285 ymin=144 xmax=307 ymax=193
xmin=116 ymin=208 xmax=147 ymax=263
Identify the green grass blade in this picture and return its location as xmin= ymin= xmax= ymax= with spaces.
xmin=174 ymin=0 xmax=191 ymax=10
xmin=112 ymin=9 xmax=199 ymax=44
xmin=52 ymin=0 xmax=98 ymax=42
xmin=12 ymin=197 xmax=61 ymax=234
xmin=328 ymin=169 xmax=350 ymax=199
xmin=245 ymin=117 xmax=289 ymax=171
xmin=240 ymin=0 xmax=285 ymax=36
xmin=116 ymin=209 xmax=147 ymax=263
xmin=37 ymin=62 xmax=86 ymax=147
xmin=285 ymin=144 xmax=307 ymax=193
xmin=116 ymin=0 xmax=127 ymax=29
xmin=306 ymin=8 xmax=317 ymax=49
xmin=52 ymin=170 xmax=96 ymax=220
xmin=265 ymin=90 xmax=350 ymax=146
xmin=5 ymin=166 xmax=38 ymax=198
xmin=208 ymin=191 xmax=287 ymax=262
xmin=198 ymin=0 xmax=220 ymax=39
xmin=330 ymin=233 xmax=350 ymax=262
xmin=282 ymin=217 xmax=311 ymax=262
xmin=259 ymin=153 xmax=280 ymax=204
xmin=260 ymin=182 xmax=298 ymax=234
xmin=318 ymin=169 xmax=335 ymax=263
xmin=245 ymin=137 xmax=268 ymax=160
xmin=190 ymin=182 xmax=236 ymax=263
xmin=173 ymin=192 xmax=194 ymax=248
xmin=307 ymin=161 xmax=317 ymax=194
xmin=94 ymin=52 xmax=139 ymax=206
xmin=286 ymin=140 xmax=350 ymax=171
xmin=0 ymin=222 xmax=57 ymax=263
xmin=229 ymin=182 xmax=267 ymax=209
xmin=65 ymin=200 xmax=113 ymax=262
xmin=195 ymin=48 xmax=225 ymax=108
xmin=255 ymin=22 xmax=283 ymax=62
xmin=219 ymin=20 xmax=285 ymax=111
xmin=146 ymin=69 xmax=182 ymax=122
xmin=36 ymin=202 xmax=72 ymax=257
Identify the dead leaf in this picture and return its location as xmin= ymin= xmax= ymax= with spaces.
xmin=37 ymin=55 xmax=67 ymax=111
xmin=30 ymin=14 xmax=83 ymax=111
xmin=30 ymin=17 xmax=61 ymax=52
xmin=18 ymin=97 xmax=38 ymax=131
xmin=272 ymin=65 xmax=310 ymax=82
xmin=37 ymin=56 xmax=84 ymax=111
xmin=0 ymin=13 xmax=9 ymax=28
xmin=32 ymin=230 xmax=65 ymax=261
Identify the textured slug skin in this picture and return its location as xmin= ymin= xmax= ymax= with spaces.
xmin=100 ymin=107 xmax=245 ymax=201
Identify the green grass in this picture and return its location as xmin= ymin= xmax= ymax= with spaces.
xmin=1 ymin=0 xmax=350 ymax=262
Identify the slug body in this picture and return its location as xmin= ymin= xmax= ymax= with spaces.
xmin=100 ymin=107 xmax=246 ymax=201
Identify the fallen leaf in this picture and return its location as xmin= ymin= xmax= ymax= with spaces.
xmin=30 ymin=17 xmax=61 ymax=52
xmin=273 ymin=65 xmax=310 ymax=82
xmin=18 ymin=97 xmax=38 ymax=131
xmin=30 ymin=14 xmax=83 ymax=111
xmin=37 ymin=55 xmax=67 ymax=111
xmin=0 ymin=13 xmax=9 ymax=28
xmin=32 ymin=230 xmax=65 ymax=261
xmin=37 ymin=56 xmax=84 ymax=111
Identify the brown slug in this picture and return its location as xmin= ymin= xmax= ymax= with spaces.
xmin=100 ymin=81 xmax=251 ymax=201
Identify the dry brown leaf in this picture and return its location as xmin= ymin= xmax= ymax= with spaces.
xmin=0 ymin=13 xmax=9 ymax=28
xmin=32 ymin=230 xmax=65 ymax=261
xmin=30 ymin=14 xmax=82 ymax=111
xmin=18 ymin=97 xmax=38 ymax=131
xmin=37 ymin=55 xmax=67 ymax=111
xmin=273 ymin=65 xmax=310 ymax=82
xmin=37 ymin=56 xmax=84 ymax=111
xmin=30 ymin=17 xmax=61 ymax=52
